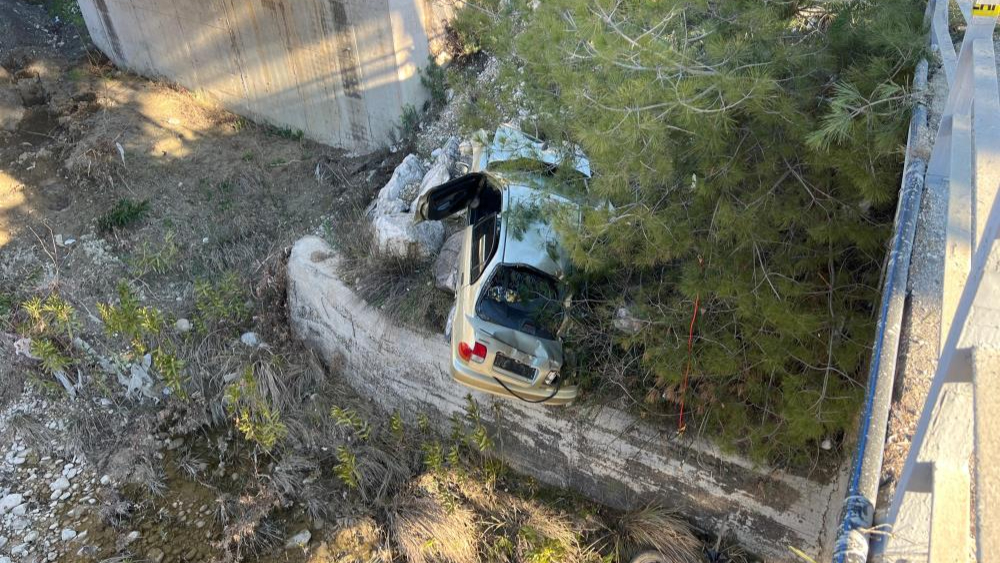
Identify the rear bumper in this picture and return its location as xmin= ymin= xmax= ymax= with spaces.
xmin=450 ymin=357 xmax=577 ymax=406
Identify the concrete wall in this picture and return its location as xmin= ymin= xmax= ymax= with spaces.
xmin=77 ymin=0 xmax=453 ymax=150
xmin=287 ymin=236 xmax=850 ymax=562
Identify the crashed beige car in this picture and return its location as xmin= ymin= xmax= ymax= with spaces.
xmin=414 ymin=127 xmax=589 ymax=405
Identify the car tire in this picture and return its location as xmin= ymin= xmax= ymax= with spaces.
xmin=628 ymin=550 xmax=670 ymax=563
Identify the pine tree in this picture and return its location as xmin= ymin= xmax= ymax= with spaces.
xmin=466 ymin=0 xmax=925 ymax=463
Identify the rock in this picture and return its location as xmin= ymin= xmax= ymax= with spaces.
xmin=239 ymin=332 xmax=261 ymax=347
xmin=0 ymin=557 xmax=8 ymax=563
xmin=285 ymin=529 xmax=311 ymax=549
xmin=23 ymin=530 xmax=38 ymax=543
xmin=119 ymin=354 xmax=155 ymax=398
xmin=166 ymin=437 xmax=184 ymax=450
xmin=0 ymin=84 xmax=24 ymax=131
xmin=414 ymin=160 xmax=450 ymax=203
xmin=434 ymin=136 xmax=461 ymax=172
xmin=0 ymin=493 xmax=23 ymax=513
xmin=0 ymin=535 xmax=7 ymax=549
xmin=433 ymin=232 xmax=463 ymax=293
xmin=821 ymin=439 xmax=833 ymax=451
xmin=147 ymin=548 xmax=165 ymax=563
xmin=61 ymin=529 xmax=76 ymax=541
xmin=612 ymin=306 xmax=645 ymax=334
xmin=174 ymin=318 xmax=192 ymax=333
xmin=50 ymin=477 xmax=70 ymax=491
xmin=100 ymin=474 xmax=111 ymax=485
xmin=373 ymin=213 xmax=445 ymax=259
xmin=11 ymin=503 xmax=26 ymax=516
xmin=125 ymin=530 xmax=141 ymax=544
xmin=374 ymin=155 xmax=425 ymax=214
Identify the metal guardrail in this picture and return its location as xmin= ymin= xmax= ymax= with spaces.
xmin=871 ymin=0 xmax=1000 ymax=561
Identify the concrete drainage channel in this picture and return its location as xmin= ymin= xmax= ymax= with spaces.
xmin=287 ymin=235 xmax=848 ymax=562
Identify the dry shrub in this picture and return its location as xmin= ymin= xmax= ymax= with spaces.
xmin=610 ymin=504 xmax=702 ymax=563
xmin=312 ymin=517 xmax=392 ymax=563
xmin=219 ymin=485 xmax=284 ymax=560
xmin=356 ymin=445 xmax=414 ymax=504
xmin=326 ymin=209 xmax=453 ymax=331
xmin=391 ymin=492 xmax=478 ymax=563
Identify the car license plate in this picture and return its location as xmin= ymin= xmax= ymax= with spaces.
xmin=493 ymin=352 xmax=536 ymax=381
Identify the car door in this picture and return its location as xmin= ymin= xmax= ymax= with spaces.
xmin=413 ymin=173 xmax=486 ymax=222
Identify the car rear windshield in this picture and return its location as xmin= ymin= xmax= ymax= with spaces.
xmin=476 ymin=265 xmax=563 ymax=340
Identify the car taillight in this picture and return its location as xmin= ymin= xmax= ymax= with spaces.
xmin=458 ymin=341 xmax=487 ymax=363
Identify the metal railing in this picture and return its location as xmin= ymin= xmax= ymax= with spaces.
xmin=872 ymin=0 xmax=1000 ymax=561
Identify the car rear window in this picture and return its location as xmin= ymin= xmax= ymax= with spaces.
xmin=476 ymin=265 xmax=563 ymax=340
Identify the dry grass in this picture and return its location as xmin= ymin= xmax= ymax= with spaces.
xmin=325 ymin=209 xmax=454 ymax=332
xmin=608 ymin=504 xmax=703 ymax=563
xmin=390 ymin=492 xmax=479 ymax=563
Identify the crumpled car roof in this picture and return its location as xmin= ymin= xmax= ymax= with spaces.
xmin=479 ymin=125 xmax=591 ymax=178
xmin=496 ymin=183 xmax=573 ymax=279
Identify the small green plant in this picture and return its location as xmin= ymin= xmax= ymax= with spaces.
xmin=130 ymin=231 xmax=180 ymax=277
xmin=241 ymin=151 xmax=254 ymax=161
xmin=224 ymin=365 xmax=288 ymax=452
xmin=330 ymin=405 xmax=372 ymax=440
xmin=390 ymin=411 xmax=405 ymax=441
xmin=417 ymin=412 xmax=431 ymax=433
xmin=420 ymin=56 xmax=448 ymax=109
xmin=422 ymin=441 xmax=445 ymax=474
xmin=464 ymin=395 xmax=493 ymax=453
xmin=23 ymin=293 xmax=79 ymax=341
xmin=334 ymin=445 xmax=360 ymax=489
xmin=267 ymin=126 xmax=304 ymax=141
xmin=98 ymin=283 xmax=164 ymax=355
xmin=194 ymin=272 xmax=250 ymax=333
xmin=30 ymin=338 xmax=71 ymax=375
xmin=395 ymin=104 xmax=420 ymax=147
xmin=154 ymin=346 xmax=187 ymax=399
xmin=519 ymin=527 xmax=570 ymax=563
xmin=97 ymin=198 xmax=151 ymax=232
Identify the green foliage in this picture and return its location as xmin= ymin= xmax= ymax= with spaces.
xmin=519 ymin=526 xmax=570 ymax=563
xmin=267 ymin=126 xmax=304 ymax=141
xmin=330 ymin=405 xmax=372 ymax=440
xmin=97 ymin=198 xmax=150 ymax=232
xmin=154 ymin=346 xmax=187 ymax=399
xmin=390 ymin=411 xmax=405 ymax=441
xmin=30 ymin=338 xmax=71 ymax=375
xmin=334 ymin=445 xmax=360 ymax=489
xmin=420 ymin=56 xmax=448 ymax=109
xmin=194 ymin=272 xmax=251 ymax=333
xmin=130 ymin=231 xmax=180 ymax=277
xmin=449 ymin=0 xmax=517 ymax=57
xmin=23 ymin=293 xmax=79 ymax=340
xmin=224 ymin=365 xmax=288 ymax=452
xmin=396 ymin=104 xmax=421 ymax=147
xmin=422 ymin=441 xmax=445 ymax=474
xmin=98 ymin=283 xmax=189 ymax=399
xmin=458 ymin=0 xmax=925 ymax=463
xmin=43 ymin=0 xmax=85 ymax=27
xmin=97 ymin=283 xmax=164 ymax=355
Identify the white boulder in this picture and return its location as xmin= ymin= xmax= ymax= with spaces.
xmin=374 ymin=155 xmax=425 ymax=215
xmin=373 ymin=214 xmax=444 ymax=259
xmin=433 ymin=232 xmax=463 ymax=293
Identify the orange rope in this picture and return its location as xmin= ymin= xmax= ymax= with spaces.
xmin=678 ymin=293 xmax=699 ymax=433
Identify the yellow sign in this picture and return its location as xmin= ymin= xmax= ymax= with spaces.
xmin=973 ymin=3 xmax=1000 ymax=16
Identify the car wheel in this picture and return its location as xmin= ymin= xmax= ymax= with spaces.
xmin=628 ymin=550 xmax=670 ymax=563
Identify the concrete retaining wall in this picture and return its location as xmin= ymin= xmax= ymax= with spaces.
xmin=287 ymin=236 xmax=849 ymax=561
xmin=77 ymin=0 xmax=453 ymax=150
